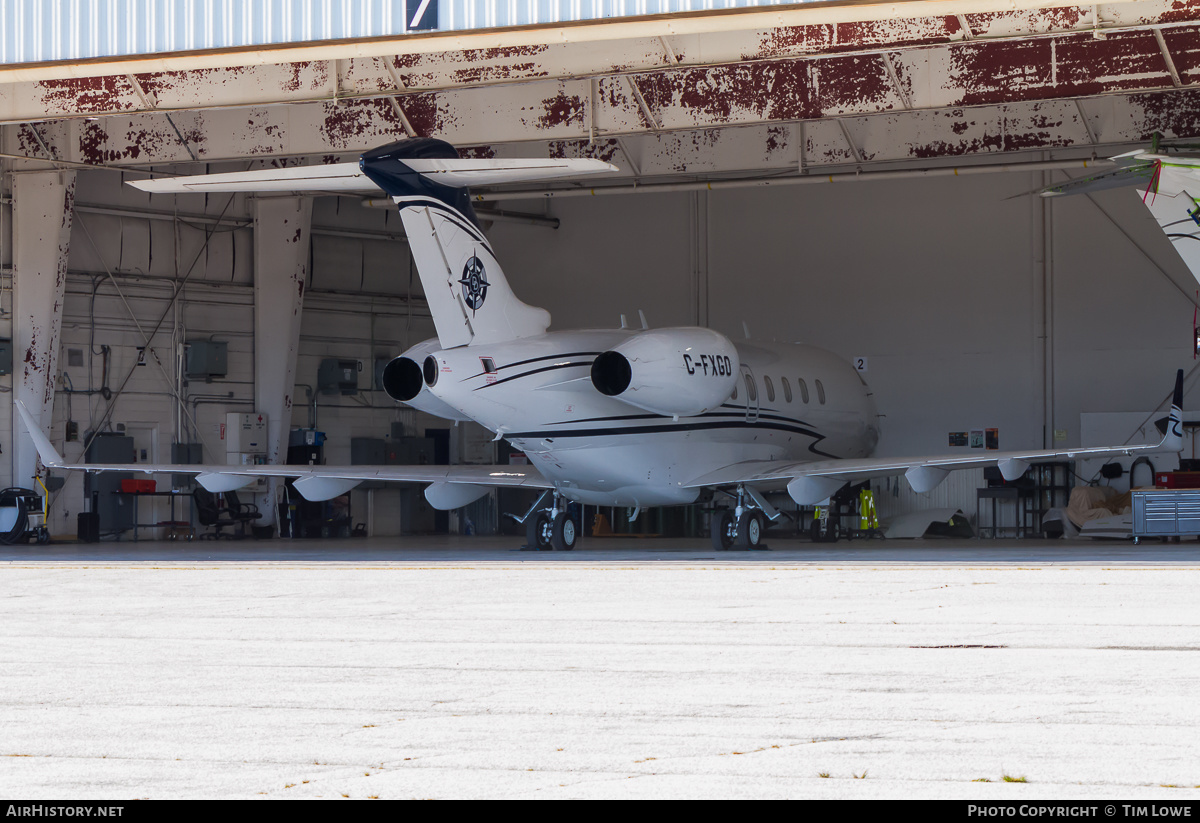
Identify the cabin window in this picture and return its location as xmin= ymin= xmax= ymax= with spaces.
xmin=763 ymin=375 xmax=775 ymax=403
xmin=797 ymin=378 xmax=809 ymax=404
xmin=744 ymin=374 xmax=757 ymax=402
xmin=781 ymin=377 xmax=792 ymax=403
xmin=815 ymin=379 xmax=826 ymax=405
xmin=480 ymin=357 xmax=497 ymax=374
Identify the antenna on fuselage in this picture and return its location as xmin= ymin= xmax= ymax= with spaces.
xmin=620 ymin=314 xmax=629 ymax=329
xmin=743 ymin=321 xmax=751 ymax=339
xmin=638 ymin=310 xmax=649 ymax=330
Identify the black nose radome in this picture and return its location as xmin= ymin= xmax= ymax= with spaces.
xmin=382 ymin=357 xmax=423 ymax=402
xmin=423 ymin=355 xmax=439 ymax=387
xmin=591 ymin=351 xmax=632 ymax=396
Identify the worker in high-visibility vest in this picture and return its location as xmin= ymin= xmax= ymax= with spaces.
xmin=859 ymin=488 xmax=878 ymax=531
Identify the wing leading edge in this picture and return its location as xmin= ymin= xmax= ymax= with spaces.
xmin=686 ymin=370 xmax=1186 ymax=505
xmin=15 ymin=402 xmax=551 ymax=504
xmin=126 ymin=157 xmax=616 ymax=195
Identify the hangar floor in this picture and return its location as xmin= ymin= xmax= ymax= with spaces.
xmin=2 ymin=537 xmax=1199 ymax=799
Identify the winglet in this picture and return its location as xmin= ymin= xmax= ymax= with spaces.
xmin=1155 ymin=369 xmax=1185 ymax=452
xmin=15 ymin=400 xmax=65 ymax=467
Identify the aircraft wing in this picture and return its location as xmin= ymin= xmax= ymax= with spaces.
xmin=685 ymin=371 xmax=1185 ymax=505
xmin=15 ymin=402 xmax=550 ymax=502
xmin=127 ymin=158 xmax=616 ymax=194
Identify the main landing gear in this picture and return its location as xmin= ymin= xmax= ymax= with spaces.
xmin=522 ymin=490 xmax=577 ymax=551
xmin=711 ymin=485 xmax=774 ymax=551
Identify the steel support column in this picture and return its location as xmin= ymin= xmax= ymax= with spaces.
xmin=253 ymin=196 xmax=312 ymax=531
xmin=11 ymin=170 xmax=75 ymax=489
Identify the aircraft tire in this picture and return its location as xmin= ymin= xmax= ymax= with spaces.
xmin=736 ymin=510 xmax=764 ymax=549
xmin=711 ymin=509 xmax=734 ymax=550
xmin=809 ymin=518 xmax=840 ymax=543
xmin=526 ymin=511 xmax=552 ymax=550
xmin=551 ymin=511 xmax=577 ymax=551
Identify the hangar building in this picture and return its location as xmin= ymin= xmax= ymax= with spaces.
xmin=1 ymin=0 xmax=1199 ymax=541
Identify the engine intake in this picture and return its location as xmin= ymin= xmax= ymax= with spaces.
xmin=591 ymin=351 xmax=633 ymax=396
xmin=381 ymin=357 xmax=423 ymax=402
xmin=382 ymin=339 xmax=471 ymax=422
xmin=590 ymin=328 xmax=740 ymax=417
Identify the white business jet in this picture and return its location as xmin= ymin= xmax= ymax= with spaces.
xmin=16 ymin=138 xmax=1186 ymax=550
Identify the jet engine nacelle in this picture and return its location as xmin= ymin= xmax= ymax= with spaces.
xmin=381 ymin=338 xmax=471 ymax=422
xmin=591 ymin=327 xmax=740 ymax=417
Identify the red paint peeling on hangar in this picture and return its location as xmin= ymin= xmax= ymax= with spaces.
xmin=943 ymin=30 xmax=1182 ymax=107
xmin=400 ymin=94 xmax=443 ymax=137
xmin=634 ymin=53 xmax=896 ymax=123
xmin=1134 ymin=88 xmax=1200 ymax=138
xmin=1158 ymin=0 xmax=1200 ymax=23
xmin=320 ymin=98 xmax=401 ymax=147
xmin=536 ymin=92 xmax=586 ymax=129
xmin=755 ymin=16 xmax=960 ymax=61
xmin=36 ymin=76 xmax=137 ymax=114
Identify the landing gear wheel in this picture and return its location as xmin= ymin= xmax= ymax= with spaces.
xmin=711 ymin=509 xmax=734 ymax=550
xmin=526 ymin=511 xmax=552 ymax=550
xmin=736 ymin=510 xmax=764 ymax=549
xmin=810 ymin=518 xmax=841 ymax=543
xmin=551 ymin=511 xmax=577 ymax=551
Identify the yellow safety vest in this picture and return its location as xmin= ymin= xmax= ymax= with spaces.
xmin=859 ymin=488 xmax=878 ymax=530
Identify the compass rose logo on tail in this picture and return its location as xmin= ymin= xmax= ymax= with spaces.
xmin=459 ymin=255 xmax=489 ymax=313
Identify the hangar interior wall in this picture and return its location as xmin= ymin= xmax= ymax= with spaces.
xmin=1 ymin=163 xmax=1194 ymax=535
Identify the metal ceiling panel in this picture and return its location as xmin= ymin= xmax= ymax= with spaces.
xmin=1 ymin=1 xmax=1198 ymax=186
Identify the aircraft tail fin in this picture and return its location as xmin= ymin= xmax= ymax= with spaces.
xmin=361 ymin=139 xmax=615 ymax=348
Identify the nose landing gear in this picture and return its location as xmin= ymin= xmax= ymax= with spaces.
xmin=711 ymin=485 xmax=772 ymax=551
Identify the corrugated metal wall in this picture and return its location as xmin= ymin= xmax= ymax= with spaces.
xmin=871 ymin=469 xmax=986 ymax=529
xmin=0 ymin=0 xmax=802 ymax=66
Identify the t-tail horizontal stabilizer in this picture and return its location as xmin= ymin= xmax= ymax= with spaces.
xmin=127 ymin=138 xmax=617 ymax=350
xmin=359 ymin=139 xmax=615 ymax=349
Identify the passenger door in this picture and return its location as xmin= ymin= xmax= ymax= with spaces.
xmin=740 ymin=364 xmax=759 ymax=424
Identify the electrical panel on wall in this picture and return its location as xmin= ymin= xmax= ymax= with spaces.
xmin=186 ymin=340 xmax=228 ymax=380
xmin=318 ymin=358 xmax=362 ymax=395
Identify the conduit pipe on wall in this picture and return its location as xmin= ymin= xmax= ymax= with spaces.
xmin=472 ymin=158 xmax=1116 ymax=202
xmin=73 ymin=204 xmax=411 ymax=243
xmin=359 ymin=201 xmax=559 ymax=228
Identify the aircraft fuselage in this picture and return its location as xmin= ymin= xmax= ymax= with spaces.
xmin=420 ymin=330 xmax=880 ymax=507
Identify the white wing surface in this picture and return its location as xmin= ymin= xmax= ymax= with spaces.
xmin=686 ymin=371 xmax=1185 ymax=505
xmin=129 ymin=163 xmax=378 ymax=194
xmin=16 ymin=402 xmax=550 ymax=503
xmin=128 ymin=158 xmax=615 ymax=195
